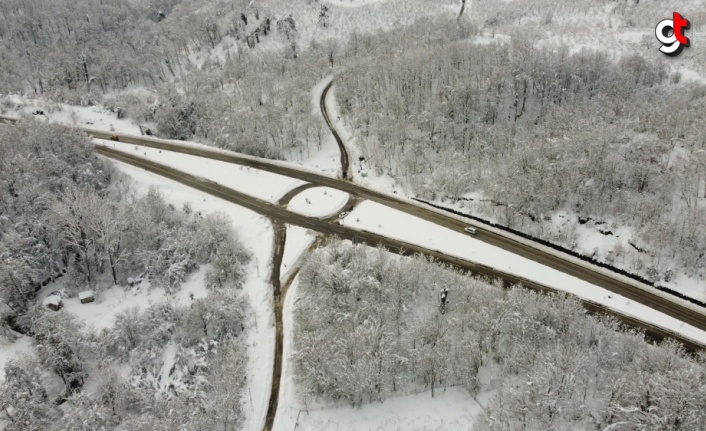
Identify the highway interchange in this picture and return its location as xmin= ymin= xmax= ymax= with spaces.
xmin=2 ymin=84 xmax=706 ymax=430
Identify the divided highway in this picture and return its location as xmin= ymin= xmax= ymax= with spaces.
xmin=43 ymin=120 xmax=706 ymax=341
xmin=2 ymin=110 xmax=705 ymax=348
xmin=94 ymin=146 xmax=706 ymax=352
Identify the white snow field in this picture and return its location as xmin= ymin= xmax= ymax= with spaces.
xmin=0 ymin=336 xmax=35 ymax=383
xmin=36 ymin=267 xmax=215 ymax=333
xmin=326 ymin=0 xmax=389 ymax=8
xmin=38 ymin=281 xmax=168 ymax=331
xmin=2 ymin=94 xmax=144 ymax=135
xmin=342 ymin=201 xmax=706 ymax=346
xmin=287 ymin=187 xmax=349 ymax=218
xmin=292 ymin=387 xmax=482 ymax=431
xmin=98 ymin=141 xmax=306 ymax=204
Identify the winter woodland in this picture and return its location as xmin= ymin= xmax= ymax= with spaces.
xmin=0 ymin=123 xmax=251 ymax=429
xmin=1 ymin=0 xmax=706 ymax=429
xmin=335 ymin=15 xmax=706 ymax=287
xmin=294 ymin=242 xmax=706 ymax=430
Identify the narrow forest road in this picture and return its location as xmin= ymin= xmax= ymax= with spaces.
xmin=320 ymin=80 xmax=351 ymax=180
xmin=458 ymin=0 xmax=467 ymax=22
xmin=263 ymin=221 xmax=286 ymax=431
xmin=92 ymin=146 xmax=706 ymax=353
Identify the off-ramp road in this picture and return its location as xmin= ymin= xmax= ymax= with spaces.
xmin=2 ymin=112 xmax=705 ymax=345
xmin=59 ymin=121 xmax=706 ymax=343
xmin=94 ymin=146 xmax=706 ymax=353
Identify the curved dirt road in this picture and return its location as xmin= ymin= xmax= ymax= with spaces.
xmin=277 ymin=183 xmax=318 ymax=207
xmin=263 ymin=222 xmax=286 ymax=431
xmin=320 ymin=80 xmax=351 ymax=180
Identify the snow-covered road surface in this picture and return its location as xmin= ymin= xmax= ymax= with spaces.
xmin=287 ymin=187 xmax=349 ymax=218
xmin=98 ymin=140 xmax=306 ymax=203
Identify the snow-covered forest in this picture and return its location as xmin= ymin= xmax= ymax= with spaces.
xmin=334 ymin=12 xmax=706 ymax=287
xmin=294 ymin=242 xmax=706 ymax=430
xmin=0 ymin=0 xmax=344 ymax=160
xmin=4 ymin=0 xmax=700 ymax=292
xmin=0 ymin=122 xmax=252 ymax=429
xmin=2 ymin=0 xmax=706 ymax=428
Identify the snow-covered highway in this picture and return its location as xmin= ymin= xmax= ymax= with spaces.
xmin=93 ymin=144 xmax=706 ymax=352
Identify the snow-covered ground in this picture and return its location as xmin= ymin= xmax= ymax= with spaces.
xmin=275 ymin=221 xmax=490 ymax=431
xmin=287 ymin=187 xmax=349 ymax=218
xmin=472 ymin=33 xmax=512 ymax=46
xmin=38 ymin=282 xmax=165 ymax=331
xmin=326 ymin=0 xmax=389 ymax=8
xmin=260 ymin=0 xmax=455 ymax=51
xmin=2 ymin=95 xmax=143 ymax=135
xmin=98 ymin=141 xmax=305 ymax=204
xmin=0 ymin=336 xmax=35 ymax=383
xmin=36 ymin=267 xmax=214 ymax=332
xmin=297 ymin=75 xmax=344 ymax=176
xmin=281 ymin=226 xmax=317 ymax=284
xmin=291 ymin=386 xmax=482 ymax=431
xmin=664 ymin=275 xmax=706 ymax=304
xmin=342 ymin=200 xmax=706 ymax=345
